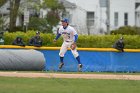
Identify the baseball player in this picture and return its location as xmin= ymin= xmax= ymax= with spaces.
xmin=54 ymin=18 xmax=82 ymax=71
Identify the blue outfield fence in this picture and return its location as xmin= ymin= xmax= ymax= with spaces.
xmin=0 ymin=45 xmax=140 ymax=72
xmin=41 ymin=50 xmax=140 ymax=72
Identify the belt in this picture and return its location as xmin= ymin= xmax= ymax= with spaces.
xmin=65 ymin=41 xmax=72 ymax=42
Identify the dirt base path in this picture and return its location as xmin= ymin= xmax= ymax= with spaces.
xmin=0 ymin=72 xmax=140 ymax=80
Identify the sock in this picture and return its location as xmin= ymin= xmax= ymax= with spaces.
xmin=76 ymin=56 xmax=81 ymax=64
xmin=60 ymin=57 xmax=64 ymax=63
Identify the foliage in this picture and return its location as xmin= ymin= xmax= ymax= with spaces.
xmin=3 ymin=31 xmax=140 ymax=49
xmin=0 ymin=0 xmax=7 ymax=7
xmin=0 ymin=17 xmax=3 ymax=31
xmin=9 ymin=0 xmax=21 ymax=32
xmin=110 ymin=26 xmax=140 ymax=35
xmin=19 ymin=0 xmax=41 ymax=15
xmin=9 ymin=26 xmax=23 ymax=32
xmin=1 ymin=0 xmax=65 ymax=33
xmin=46 ymin=11 xmax=60 ymax=33
xmin=0 ymin=0 xmax=21 ymax=32
xmin=28 ymin=17 xmax=48 ymax=33
xmin=42 ymin=0 xmax=65 ymax=10
xmin=43 ymin=0 xmax=65 ymax=33
xmin=0 ymin=0 xmax=6 ymax=31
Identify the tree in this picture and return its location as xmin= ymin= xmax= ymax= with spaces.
xmin=42 ymin=0 xmax=65 ymax=33
xmin=0 ymin=0 xmax=7 ymax=7
xmin=46 ymin=10 xmax=60 ymax=33
xmin=0 ymin=0 xmax=7 ymax=31
xmin=3 ymin=0 xmax=65 ymax=32
xmin=28 ymin=17 xmax=48 ymax=32
xmin=9 ymin=0 xmax=21 ymax=32
xmin=42 ymin=0 xmax=64 ymax=10
xmin=0 ymin=17 xmax=3 ymax=31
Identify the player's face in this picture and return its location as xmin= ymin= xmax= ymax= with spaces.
xmin=62 ymin=22 xmax=68 ymax=27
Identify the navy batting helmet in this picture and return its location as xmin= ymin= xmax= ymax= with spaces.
xmin=61 ymin=18 xmax=69 ymax=23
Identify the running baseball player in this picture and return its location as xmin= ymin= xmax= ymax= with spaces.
xmin=54 ymin=18 xmax=82 ymax=71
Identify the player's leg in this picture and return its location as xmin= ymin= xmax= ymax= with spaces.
xmin=71 ymin=49 xmax=82 ymax=71
xmin=59 ymin=42 xmax=68 ymax=69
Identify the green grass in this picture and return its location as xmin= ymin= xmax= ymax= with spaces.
xmin=0 ymin=77 xmax=140 ymax=93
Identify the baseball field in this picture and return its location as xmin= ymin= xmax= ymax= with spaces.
xmin=0 ymin=71 xmax=140 ymax=93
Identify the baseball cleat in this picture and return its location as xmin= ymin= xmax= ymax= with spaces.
xmin=78 ymin=64 xmax=82 ymax=71
xmin=59 ymin=62 xmax=64 ymax=69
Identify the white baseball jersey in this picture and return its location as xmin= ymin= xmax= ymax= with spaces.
xmin=58 ymin=25 xmax=79 ymax=58
xmin=58 ymin=25 xmax=77 ymax=42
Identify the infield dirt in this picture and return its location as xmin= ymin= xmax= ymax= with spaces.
xmin=0 ymin=72 xmax=140 ymax=80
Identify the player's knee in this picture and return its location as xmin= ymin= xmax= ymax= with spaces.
xmin=59 ymin=53 xmax=64 ymax=57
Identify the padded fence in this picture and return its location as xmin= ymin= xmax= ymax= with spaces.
xmin=42 ymin=50 xmax=140 ymax=72
xmin=0 ymin=45 xmax=140 ymax=72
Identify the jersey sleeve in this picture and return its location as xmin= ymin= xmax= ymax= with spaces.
xmin=55 ymin=26 xmax=63 ymax=40
xmin=71 ymin=27 xmax=77 ymax=35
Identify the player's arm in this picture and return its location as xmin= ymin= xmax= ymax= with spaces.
xmin=71 ymin=27 xmax=78 ymax=43
xmin=54 ymin=33 xmax=61 ymax=42
xmin=54 ymin=27 xmax=62 ymax=42
xmin=74 ymin=34 xmax=78 ymax=43
xmin=55 ymin=33 xmax=61 ymax=40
